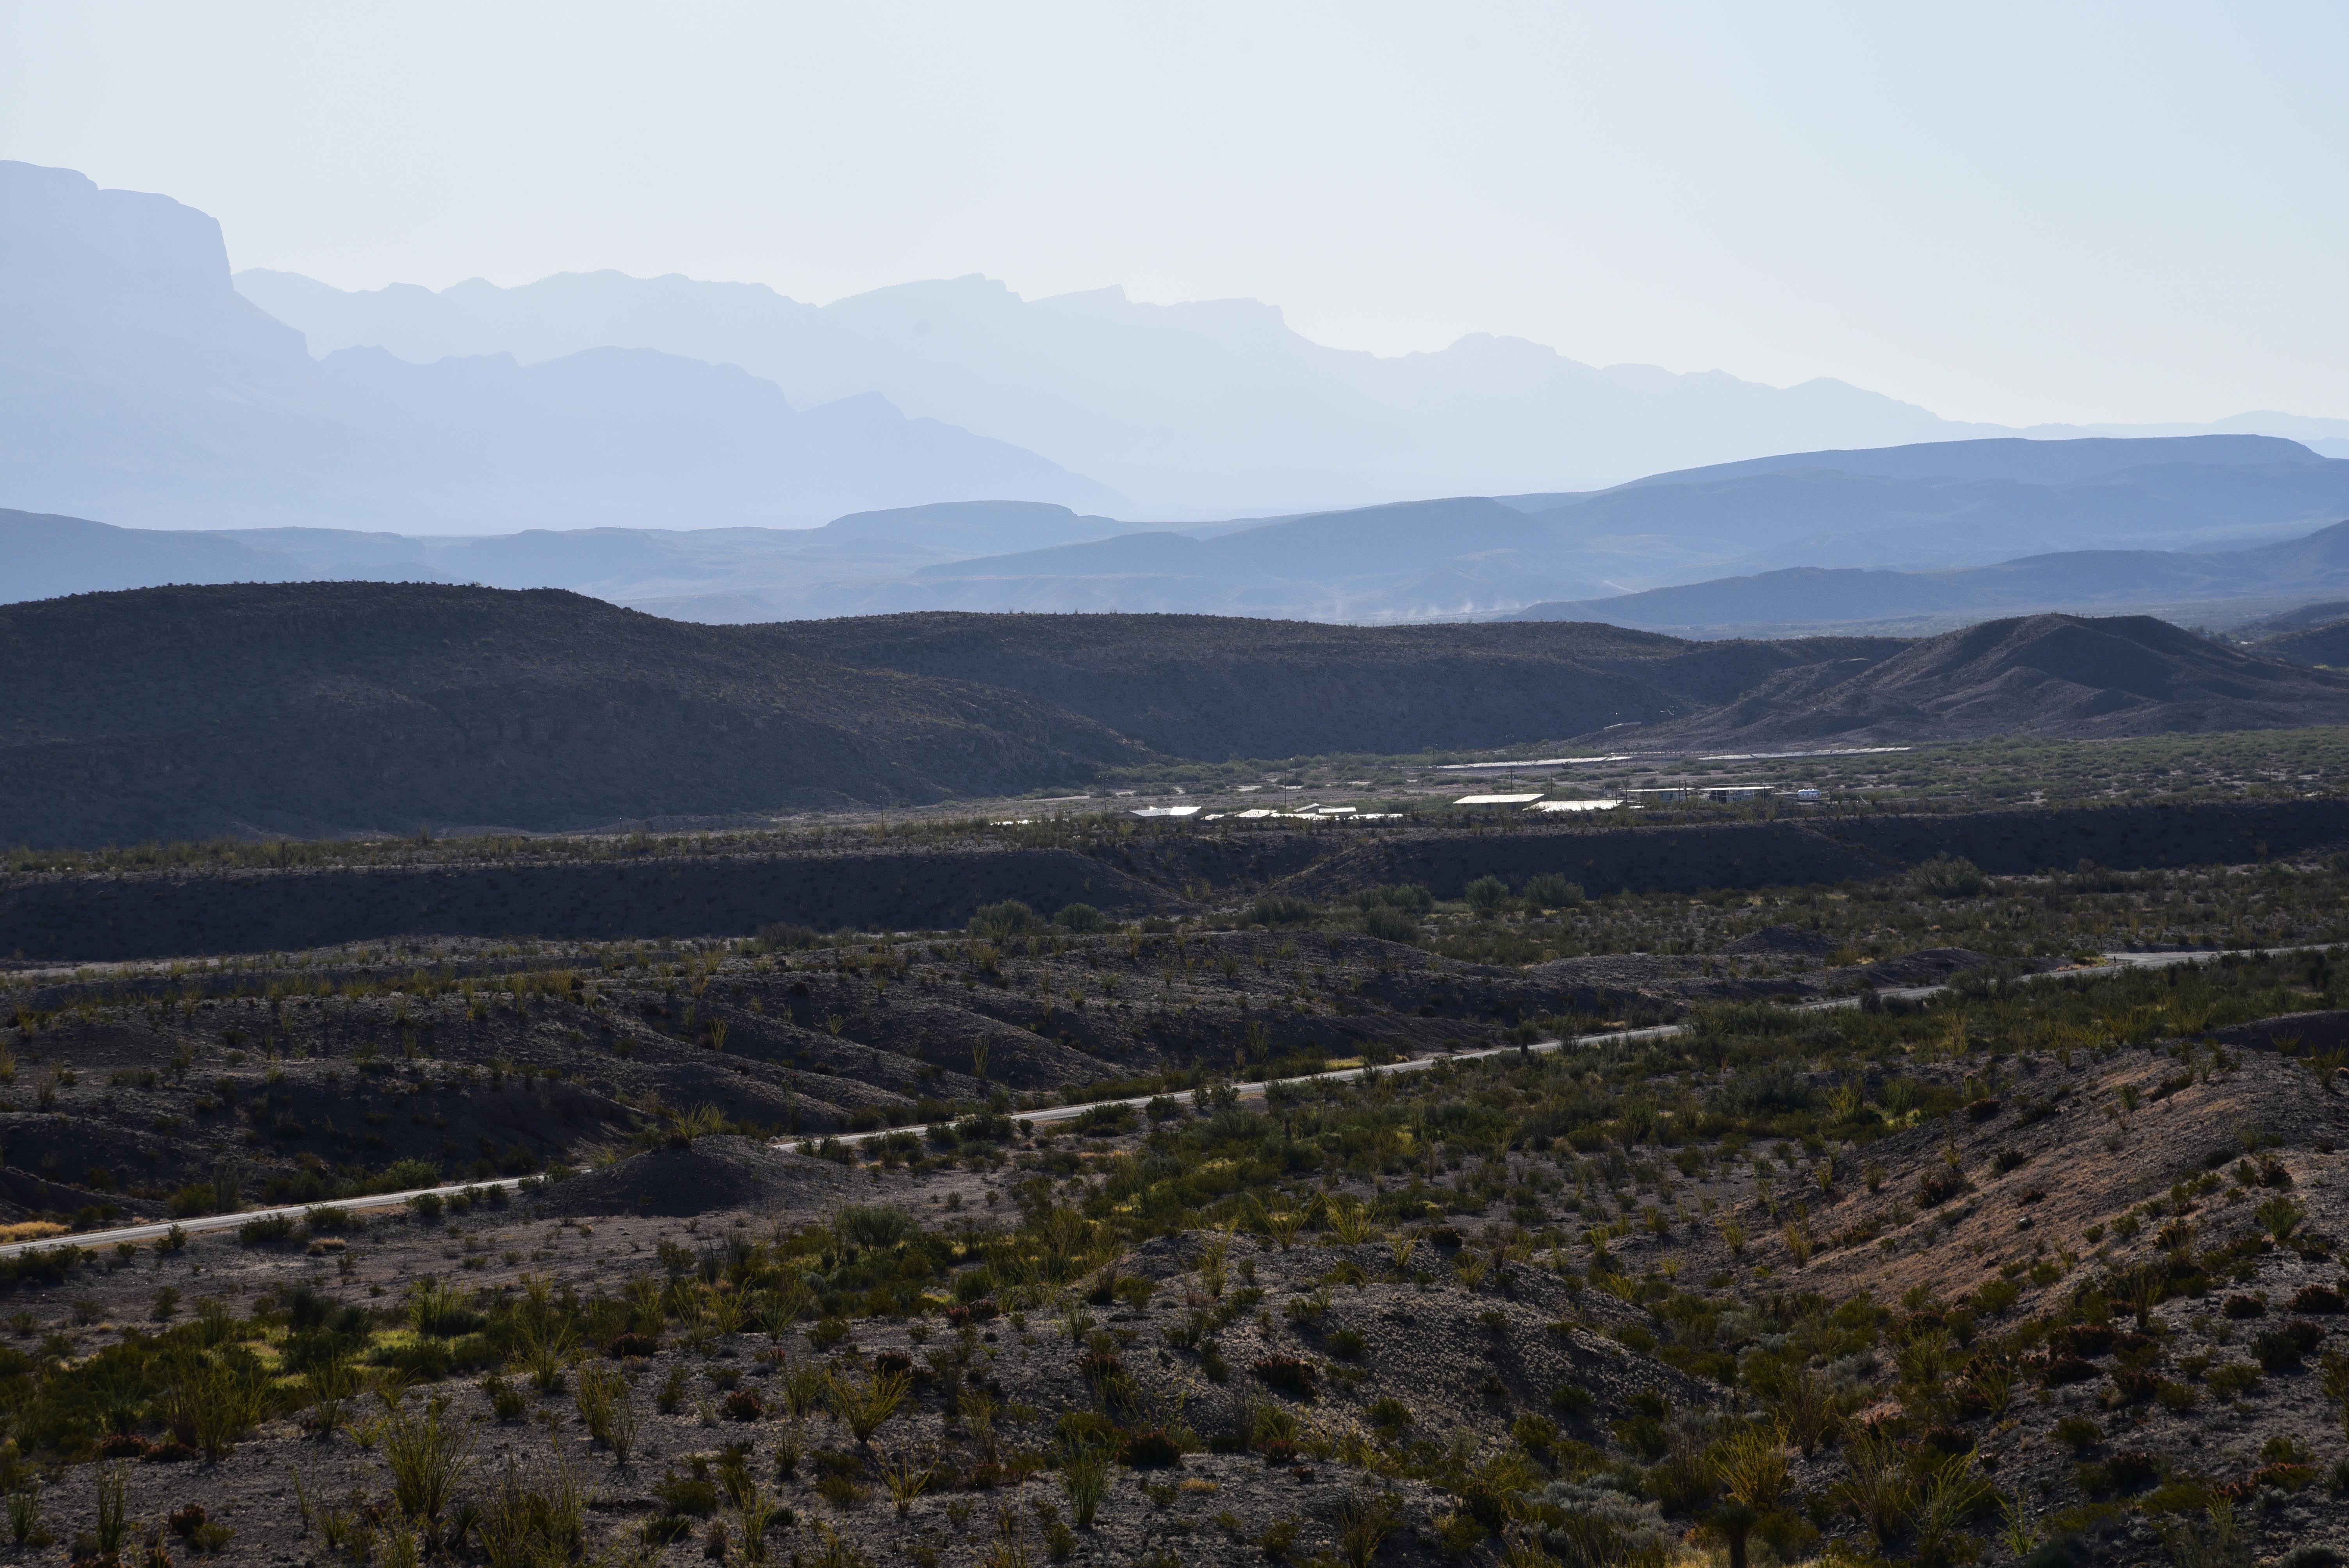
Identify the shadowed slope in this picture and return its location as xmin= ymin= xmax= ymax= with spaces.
xmin=0 ymin=583 xmax=1142 ymax=845
xmin=779 ymin=611 xmax=1906 ymax=759
xmin=1627 ymin=613 xmax=2349 ymax=745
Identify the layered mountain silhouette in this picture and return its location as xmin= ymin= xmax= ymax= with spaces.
xmin=0 ymin=162 xmax=1115 ymax=532
xmin=5 ymin=586 xmax=2342 ymax=845
xmin=14 ymin=159 xmax=2349 ymax=620
xmin=236 ymin=267 xmax=2349 ymax=514
xmin=14 ymin=438 xmax=2349 ymax=624
xmin=1507 ymin=515 xmax=2349 ymax=633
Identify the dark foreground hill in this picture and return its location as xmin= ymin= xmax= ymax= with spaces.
xmin=1626 ymin=612 xmax=2349 ymax=747
xmin=0 ymin=586 xmax=1918 ymax=845
xmin=0 ymin=584 xmax=1142 ymax=845
xmin=11 ymin=586 xmax=2349 ymax=847
xmin=778 ymin=611 xmax=1903 ymax=760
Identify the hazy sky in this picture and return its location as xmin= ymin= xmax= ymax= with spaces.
xmin=5 ymin=2 xmax=2345 ymax=427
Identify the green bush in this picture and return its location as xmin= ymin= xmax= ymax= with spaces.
xmin=1247 ymin=896 xmax=1317 ymax=927
xmin=2054 ymin=1415 xmax=2102 ymax=1453
xmin=1355 ymin=883 xmax=1433 ymax=915
xmin=833 ymin=1204 xmax=918 ymax=1251
xmin=1362 ymin=905 xmax=1420 ymax=944
xmin=969 ymin=901 xmax=1042 ymax=941
xmin=236 ymin=1214 xmax=295 ymax=1247
xmin=1464 ymin=875 xmax=1510 ymax=913
xmin=1522 ymin=873 xmax=1584 ymax=908
xmin=1909 ymin=855 xmax=1989 ymax=898
xmin=1054 ymin=903 xmax=1105 ymax=933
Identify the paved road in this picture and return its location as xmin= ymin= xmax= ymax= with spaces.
xmin=4 ymin=943 xmax=2326 ymax=1261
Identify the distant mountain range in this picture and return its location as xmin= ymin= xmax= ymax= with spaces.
xmin=1507 ymin=514 xmax=2349 ymax=634
xmin=235 ymin=265 xmax=2349 ymax=516
xmin=0 ymin=161 xmax=1115 ymax=533
xmin=7 ymin=584 xmax=2342 ymax=846
xmin=12 ymin=158 xmax=2349 ymax=624
xmin=11 ymin=432 xmax=2349 ymax=626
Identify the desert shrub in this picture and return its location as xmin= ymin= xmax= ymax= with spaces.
xmin=1122 ymin=1429 xmax=1183 ymax=1467
xmin=575 ymin=1361 xmax=639 ymax=1462
xmin=374 ymin=1338 xmax=453 ymax=1382
xmin=969 ymin=901 xmax=1042 ymax=941
xmin=1916 ymin=1170 xmax=1971 ymax=1207
xmin=827 ymin=1365 xmax=910 ymax=1444
xmin=237 ymin=1213 xmax=295 ymax=1247
xmin=2039 ymin=1355 xmax=2096 ymax=1387
xmin=1252 ymin=1356 xmax=1317 ymax=1397
xmin=154 ymin=1345 xmax=271 ymax=1460
xmin=2206 ymin=1362 xmax=2261 ymax=1398
xmin=654 ymin=1461 xmax=720 ymax=1517
xmin=833 ymin=1204 xmax=917 ymax=1252
xmin=1355 ymin=883 xmax=1434 ymax=915
xmin=1362 ymin=905 xmax=1421 ymax=944
xmin=1910 ymin=855 xmax=1989 ymax=898
xmin=2293 ymin=1285 xmax=2347 ymax=1315
xmin=2255 ymin=1320 xmax=2326 ymax=1370
xmin=1247 ymin=896 xmax=1317 ymax=928
xmin=753 ymin=921 xmax=823 ymax=952
xmin=2048 ymin=1324 xmax=2114 ymax=1358
xmin=1533 ymin=1481 xmax=1666 ymax=1568
xmin=2054 ymin=1415 xmax=2102 ymax=1453
xmin=1464 ymin=875 xmax=1510 ymax=913
xmin=1711 ymin=1067 xmax=1815 ymax=1118
xmin=1069 ymin=1102 xmax=1136 ymax=1139
xmin=476 ymin=1450 xmax=586 ymax=1567
xmin=408 ymin=1279 xmax=483 ymax=1338
xmin=2224 ymin=1294 xmax=2266 ymax=1319
xmin=1541 ymin=1380 xmax=1597 ymax=1418
xmin=1974 ymin=1279 xmax=2021 ymax=1315
xmin=1054 ymin=903 xmax=1105 ymax=933
xmin=1059 ymin=1442 xmax=1112 ymax=1528
xmin=1521 ymin=873 xmax=1583 ymax=908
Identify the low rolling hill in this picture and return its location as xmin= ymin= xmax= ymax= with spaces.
xmin=778 ymin=612 xmax=1903 ymax=760
xmin=0 ymin=584 xmax=1142 ymax=846
xmin=7 ymin=586 xmax=2349 ymax=848
xmin=1620 ymin=613 xmax=2349 ymax=747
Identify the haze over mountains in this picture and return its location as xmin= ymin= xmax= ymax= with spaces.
xmin=237 ymin=267 xmax=2349 ymax=515
xmin=0 ymin=161 xmax=1114 ymax=533
xmin=12 ymin=158 xmax=2349 ymax=635
xmin=12 ymin=433 xmax=2349 ymax=628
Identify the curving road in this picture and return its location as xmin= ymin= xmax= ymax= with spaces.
xmin=2 ymin=944 xmax=2324 ymax=1261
